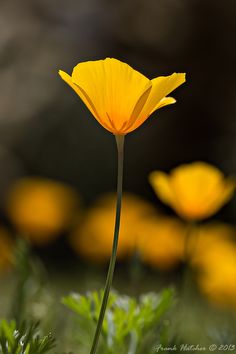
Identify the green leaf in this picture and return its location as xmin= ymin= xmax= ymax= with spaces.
xmin=62 ymin=288 xmax=174 ymax=354
xmin=0 ymin=320 xmax=55 ymax=354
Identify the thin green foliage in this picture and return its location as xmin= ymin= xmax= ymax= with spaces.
xmin=62 ymin=289 xmax=174 ymax=354
xmin=0 ymin=320 xmax=55 ymax=354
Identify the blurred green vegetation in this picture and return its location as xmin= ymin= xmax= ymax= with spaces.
xmin=1 ymin=237 xmax=236 ymax=353
xmin=0 ymin=320 xmax=55 ymax=354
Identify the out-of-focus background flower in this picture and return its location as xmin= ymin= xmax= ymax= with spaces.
xmin=1 ymin=0 xmax=236 ymax=350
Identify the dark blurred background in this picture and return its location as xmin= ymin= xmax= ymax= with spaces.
xmin=0 ymin=0 xmax=236 ymax=244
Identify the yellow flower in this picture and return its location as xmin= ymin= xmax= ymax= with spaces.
xmin=136 ymin=216 xmax=186 ymax=271
xmin=149 ymin=162 xmax=235 ymax=221
xmin=198 ymin=241 xmax=236 ymax=308
xmin=199 ymin=265 xmax=236 ymax=309
xmin=59 ymin=58 xmax=185 ymax=134
xmin=189 ymin=223 xmax=236 ymax=308
xmin=0 ymin=228 xmax=14 ymax=272
xmin=7 ymin=178 xmax=78 ymax=245
xmin=189 ymin=222 xmax=236 ymax=267
xmin=70 ymin=193 xmax=156 ymax=263
xmin=198 ymin=248 xmax=236 ymax=309
xmin=71 ymin=193 xmax=185 ymax=270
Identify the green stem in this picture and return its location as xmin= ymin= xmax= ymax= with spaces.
xmin=10 ymin=239 xmax=30 ymax=324
xmin=181 ymin=222 xmax=198 ymax=301
xmin=89 ymin=134 xmax=125 ymax=354
xmin=183 ymin=222 xmax=197 ymax=263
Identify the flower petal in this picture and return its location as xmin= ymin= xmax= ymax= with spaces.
xmin=147 ymin=73 xmax=185 ymax=113
xmin=149 ymin=171 xmax=174 ymax=206
xmin=71 ymin=58 xmax=151 ymax=133
xmin=126 ymin=73 xmax=185 ymax=132
xmin=209 ymin=178 xmax=235 ymax=214
xmin=150 ymin=96 xmax=176 ymax=113
xmin=59 ymin=70 xmax=110 ymax=129
xmin=123 ymin=96 xmax=176 ymax=133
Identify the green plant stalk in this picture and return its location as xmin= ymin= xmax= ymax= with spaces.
xmin=11 ymin=239 xmax=30 ymax=324
xmin=89 ymin=134 xmax=125 ymax=354
xmin=183 ymin=222 xmax=197 ymax=262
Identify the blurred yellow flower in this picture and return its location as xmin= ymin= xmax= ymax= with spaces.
xmin=7 ymin=178 xmax=78 ymax=245
xmin=71 ymin=193 xmax=186 ymax=271
xmin=59 ymin=58 xmax=185 ymax=134
xmin=189 ymin=223 xmax=236 ymax=308
xmin=70 ymin=193 xmax=156 ymax=263
xmin=198 ymin=243 xmax=236 ymax=309
xmin=149 ymin=162 xmax=235 ymax=221
xmin=136 ymin=216 xmax=186 ymax=271
xmin=189 ymin=222 xmax=236 ymax=267
xmin=0 ymin=228 xmax=14 ymax=271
